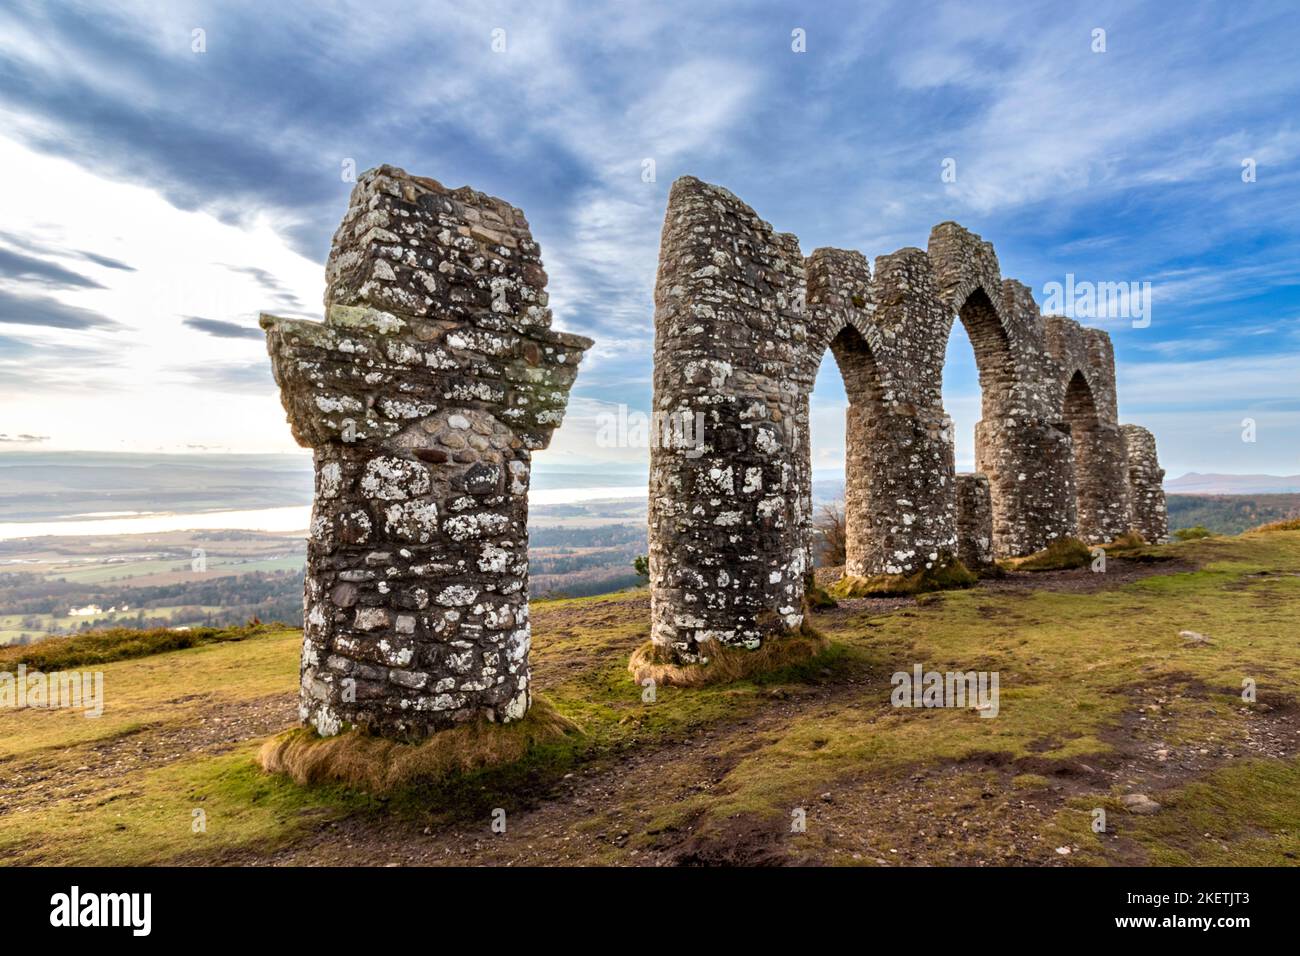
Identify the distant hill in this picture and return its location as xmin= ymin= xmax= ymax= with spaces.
xmin=1166 ymin=493 xmax=1300 ymax=535
xmin=1165 ymin=472 xmax=1300 ymax=494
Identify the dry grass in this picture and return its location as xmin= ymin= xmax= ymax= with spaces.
xmin=827 ymin=559 xmax=977 ymax=598
xmin=257 ymin=696 xmax=580 ymax=794
xmin=1107 ymin=530 xmax=1147 ymax=549
xmin=1007 ymin=537 xmax=1093 ymax=572
xmin=627 ymin=627 xmax=831 ymax=688
xmin=1255 ymin=516 xmax=1300 ymax=533
xmin=0 ymin=622 xmax=281 ymax=671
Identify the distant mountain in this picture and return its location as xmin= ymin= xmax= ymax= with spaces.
xmin=1165 ymin=473 xmax=1300 ymax=494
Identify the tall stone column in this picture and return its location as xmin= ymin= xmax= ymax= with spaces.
xmin=648 ymin=177 xmax=808 ymax=663
xmin=1122 ymin=424 xmax=1168 ymax=542
xmin=262 ymin=165 xmax=591 ymax=737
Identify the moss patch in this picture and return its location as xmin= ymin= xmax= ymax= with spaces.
xmin=828 ymin=559 xmax=977 ymax=598
xmin=1049 ymin=758 xmax=1300 ymax=866
xmin=0 ymin=744 xmax=366 ymax=866
xmin=627 ymin=628 xmax=831 ymax=688
xmin=1010 ymin=537 xmax=1093 ymax=571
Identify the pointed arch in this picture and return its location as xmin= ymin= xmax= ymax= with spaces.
xmin=828 ymin=324 xmax=886 ymax=576
xmin=1061 ymin=369 xmax=1107 ymax=542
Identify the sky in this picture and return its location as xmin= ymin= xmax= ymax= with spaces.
xmin=0 ymin=0 xmax=1298 ymax=480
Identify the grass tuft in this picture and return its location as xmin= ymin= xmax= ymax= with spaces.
xmin=0 ymin=622 xmax=283 ymax=671
xmin=804 ymin=584 xmax=838 ymax=609
xmin=1173 ymin=525 xmax=1213 ymax=541
xmin=827 ymin=558 xmax=977 ymax=598
xmin=257 ymin=696 xmax=581 ymax=795
xmin=1010 ymin=537 xmax=1093 ymax=571
xmin=1254 ymin=516 xmax=1300 ymax=534
xmin=627 ymin=626 xmax=831 ymax=688
xmin=1107 ymin=530 xmax=1147 ymax=550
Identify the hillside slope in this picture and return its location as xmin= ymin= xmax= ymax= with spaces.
xmin=1166 ymin=492 xmax=1300 ymax=535
xmin=3 ymin=532 xmax=1300 ymax=866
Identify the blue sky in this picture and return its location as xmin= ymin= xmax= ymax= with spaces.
xmin=0 ymin=0 xmax=1297 ymax=480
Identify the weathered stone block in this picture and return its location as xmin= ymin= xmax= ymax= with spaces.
xmin=1122 ymin=424 xmax=1168 ymax=543
xmin=955 ymin=474 xmax=995 ymax=571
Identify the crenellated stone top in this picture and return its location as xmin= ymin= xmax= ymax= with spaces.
xmin=262 ymin=165 xmax=592 ymax=453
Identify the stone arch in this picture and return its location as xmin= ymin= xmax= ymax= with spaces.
xmin=829 ymin=323 xmax=888 ymax=576
xmin=1043 ymin=316 xmax=1132 ymax=543
xmin=648 ymin=176 xmax=1167 ymax=665
xmin=928 ymin=225 xmax=1078 ymax=557
xmin=804 ymin=245 xmax=958 ymax=579
xmin=951 ymin=286 xmax=1016 ymax=419
xmin=1061 ymin=369 xmax=1109 ymax=540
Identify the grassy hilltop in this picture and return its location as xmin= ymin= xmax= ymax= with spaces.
xmin=2 ymin=530 xmax=1300 ymax=866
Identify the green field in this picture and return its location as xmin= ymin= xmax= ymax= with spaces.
xmin=2 ymin=530 xmax=1299 ymax=866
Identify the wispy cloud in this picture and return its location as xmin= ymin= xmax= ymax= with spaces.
xmin=181 ymin=316 xmax=264 ymax=340
xmin=0 ymin=287 xmax=119 ymax=329
xmin=0 ymin=245 xmax=103 ymax=290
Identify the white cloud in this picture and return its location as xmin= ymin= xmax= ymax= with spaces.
xmin=0 ymin=134 xmax=320 ymax=452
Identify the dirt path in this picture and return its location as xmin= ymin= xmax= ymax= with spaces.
xmin=0 ymin=693 xmax=295 ymax=814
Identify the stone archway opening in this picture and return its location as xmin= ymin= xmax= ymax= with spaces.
xmin=827 ymin=325 xmax=887 ymax=578
xmin=954 ymin=287 xmax=1016 ymax=421
xmin=943 ymin=286 xmax=1016 ymax=567
xmin=1061 ymin=369 xmax=1106 ymax=542
xmin=803 ymin=324 xmax=886 ymax=582
xmin=942 ymin=318 xmax=980 ymax=473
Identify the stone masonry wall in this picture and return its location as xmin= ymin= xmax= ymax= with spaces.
xmin=263 ymin=165 xmax=591 ymax=737
xmin=648 ymin=177 xmax=808 ymax=662
xmin=649 ymin=178 xmax=1166 ymax=662
xmin=804 ymin=248 xmax=957 ymax=580
xmin=928 ymin=229 xmax=1079 ymax=557
xmin=955 ymin=473 xmax=995 ymax=571
xmin=1122 ymin=424 xmax=1168 ymax=543
xmin=1044 ymin=316 xmax=1132 ymax=543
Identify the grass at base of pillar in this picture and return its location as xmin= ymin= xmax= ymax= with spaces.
xmin=627 ymin=626 xmax=831 ymax=688
xmin=826 ymin=559 xmax=978 ymax=598
xmin=1006 ymin=537 xmax=1093 ymax=571
xmin=257 ymin=696 xmax=580 ymax=795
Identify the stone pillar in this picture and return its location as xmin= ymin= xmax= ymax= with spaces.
xmin=1122 ymin=424 xmax=1168 ymax=542
xmin=955 ymin=473 xmax=995 ymax=571
xmin=648 ymin=177 xmax=808 ymax=663
xmin=262 ymin=165 xmax=591 ymax=737
xmin=1069 ymin=417 xmax=1133 ymax=543
xmin=973 ymin=414 xmax=1077 ymax=556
